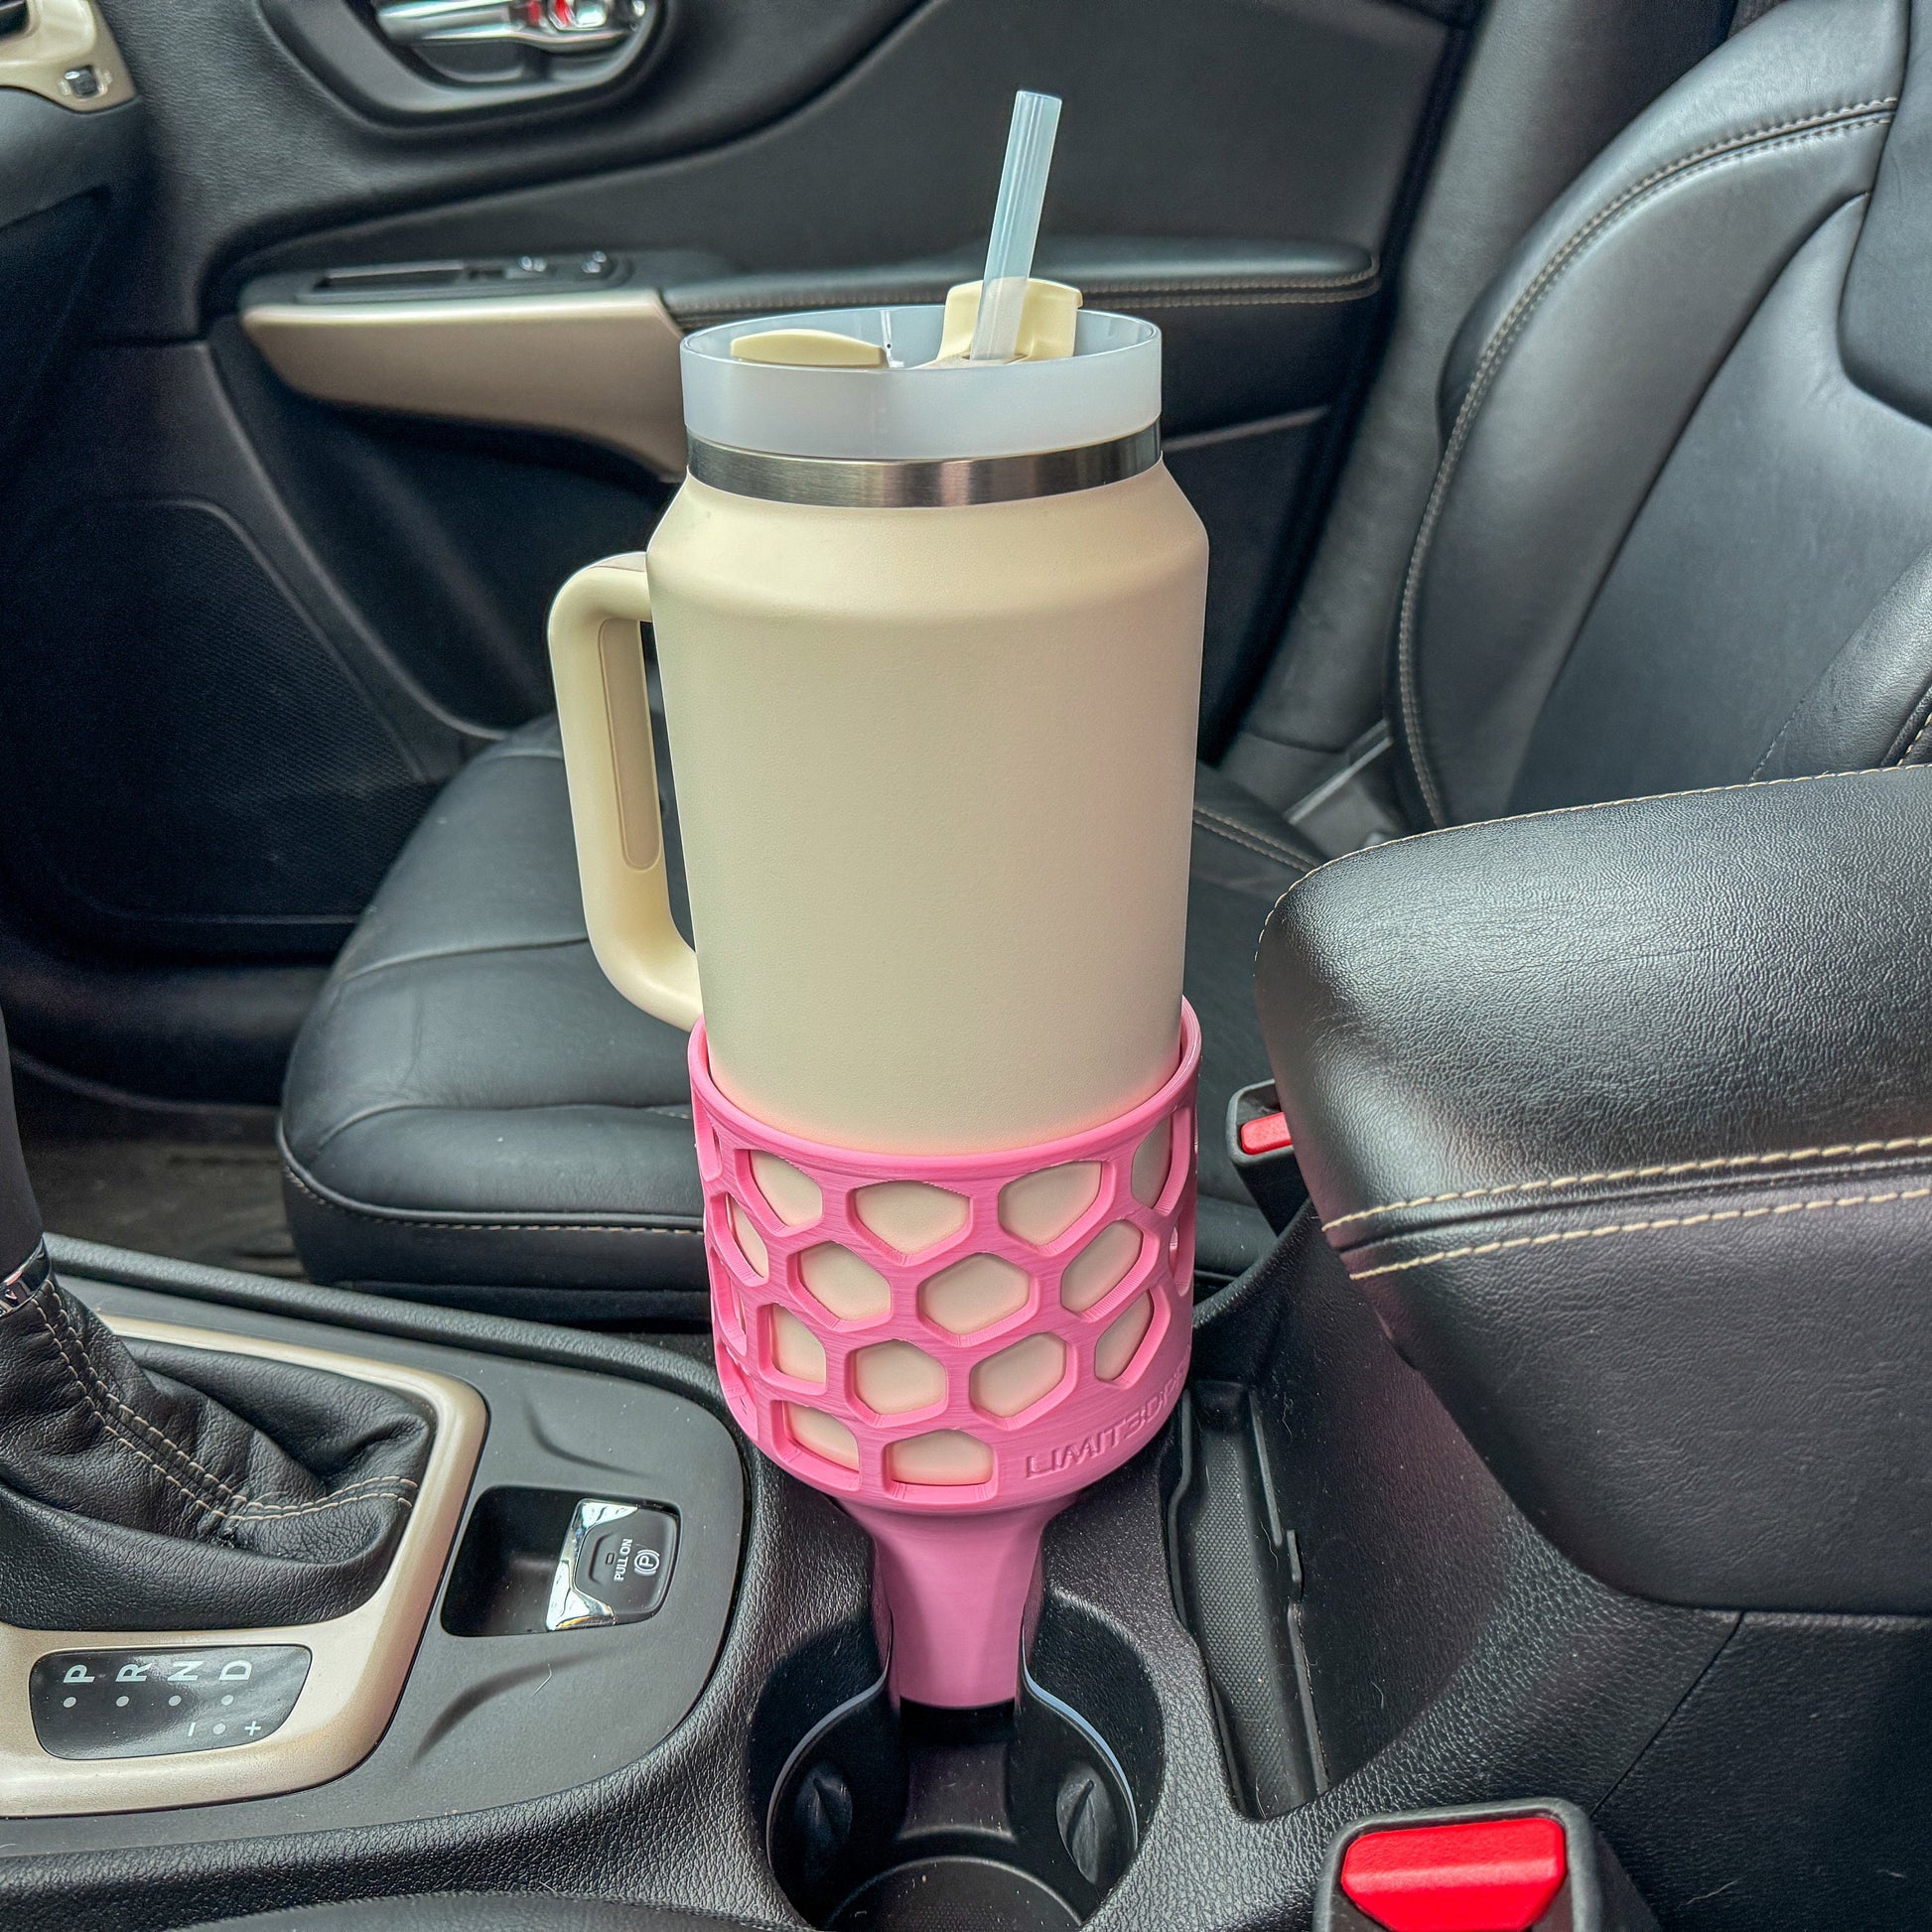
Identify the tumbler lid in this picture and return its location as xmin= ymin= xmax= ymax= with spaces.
xmin=678 ymin=304 xmax=1162 ymax=465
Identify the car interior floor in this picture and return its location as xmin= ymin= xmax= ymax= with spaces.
xmin=11 ymin=1060 xmax=304 ymax=1281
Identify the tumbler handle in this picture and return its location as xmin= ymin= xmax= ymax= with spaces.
xmin=548 ymin=553 xmax=702 ymax=1032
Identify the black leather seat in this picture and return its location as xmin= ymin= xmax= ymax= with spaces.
xmin=1393 ymin=0 xmax=1932 ymax=823
xmin=283 ymin=0 xmax=1932 ymax=1315
xmin=279 ymin=715 xmax=1305 ymax=1317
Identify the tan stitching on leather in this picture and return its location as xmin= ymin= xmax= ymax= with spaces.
xmin=33 ymin=1296 xmax=414 ymax=1525
xmin=1749 ymin=695 xmax=1811 ymax=779
xmin=225 ymin=1485 xmax=417 ymax=1524
xmin=43 ymin=1292 xmax=252 ymax=1507
xmin=1350 ymin=1182 xmax=1932 ymax=1280
xmin=35 ymin=1293 xmax=416 ymax=1526
xmin=220 ymin=1470 xmax=419 ymax=1510
xmin=1324 ymin=1132 xmax=1932 ymax=1231
xmin=283 ymin=1163 xmax=706 ymax=1237
xmin=1195 ymin=816 xmax=1303 ymax=866
xmin=1395 ymin=97 xmax=1897 ymax=825
xmin=1192 ymin=804 xmax=1311 ymax=868
xmin=1898 ymin=703 xmax=1932 ymax=763
xmin=36 ymin=1296 xmax=236 ymax=1521
xmin=44 ymin=1302 xmax=416 ymax=1514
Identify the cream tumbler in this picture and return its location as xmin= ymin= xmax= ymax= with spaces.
xmin=549 ymin=301 xmax=1207 ymax=1707
xmin=548 ymin=303 xmax=1207 ymax=1154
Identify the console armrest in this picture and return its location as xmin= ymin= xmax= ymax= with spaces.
xmin=1256 ymin=767 xmax=1932 ymax=1612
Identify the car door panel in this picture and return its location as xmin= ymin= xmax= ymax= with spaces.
xmin=222 ymin=0 xmax=1449 ymax=307
xmin=0 ymin=339 xmax=471 ymax=958
xmin=231 ymin=233 xmax=1383 ymax=749
xmin=0 ymin=0 xmax=1467 ymax=1097
xmin=93 ymin=0 xmax=930 ymax=342
xmin=0 ymin=73 xmax=142 ymax=460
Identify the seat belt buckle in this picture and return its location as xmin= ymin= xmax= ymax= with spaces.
xmin=1226 ymin=1079 xmax=1308 ymax=1233
xmin=1314 ymin=1799 xmax=1659 ymax=1932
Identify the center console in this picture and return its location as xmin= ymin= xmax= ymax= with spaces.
xmin=0 ymin=1189 xmax=1915 ymax=1932
xmin=0 ymin=1211 xmax=1689 ymax=1931
xmin=0 ymin=1246 xmax=743 ymax=1852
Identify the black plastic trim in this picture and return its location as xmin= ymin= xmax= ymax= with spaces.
xmin=0 ymin=90 xmax=143 ymax=232
xmin=9 ymin=1246 xmax=745 ymax=1844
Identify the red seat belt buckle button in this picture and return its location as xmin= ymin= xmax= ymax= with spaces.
xmin=1338 ymin=1815 xmax=1568 ymax=1931
xmin=1237 ymin=1109 xmax=1293 ymax=1157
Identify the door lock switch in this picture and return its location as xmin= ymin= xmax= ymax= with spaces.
xmin=546 ymin=1499 xmax=677 ymax=1629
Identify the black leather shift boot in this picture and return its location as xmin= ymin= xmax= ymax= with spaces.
xmin=0 ymin=1003 xmax=432 ymax=1631
xmin=0 ymin=1253 xmax=433 ymax=1630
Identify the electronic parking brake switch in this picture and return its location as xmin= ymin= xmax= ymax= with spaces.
xmin=546 ymin=1499 xmax=679 ymax=1630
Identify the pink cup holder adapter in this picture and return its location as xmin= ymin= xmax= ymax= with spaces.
xmin=690 ymin=1002 xmax=1200 ymax=1708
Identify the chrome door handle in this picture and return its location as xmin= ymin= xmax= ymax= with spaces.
xmin=369 ymin=0 xmax=656 ymax=86
xmin=375 ymin=0 xmax=639 ymax=56
xmin=264 ymin=0 xmax=663 ymax=117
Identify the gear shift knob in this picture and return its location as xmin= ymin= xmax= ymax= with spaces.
xmin=0 ymin=1008 xmax=436 ymax=1635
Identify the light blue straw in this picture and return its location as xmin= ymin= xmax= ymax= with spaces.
xmin=969 ymin=90 xmax=1063 ymax=363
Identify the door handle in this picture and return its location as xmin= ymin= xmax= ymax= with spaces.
xmin=258 ymin=0 xmax=664 ymax=123
xmin=374 ymin=0 xmax=650 ymax=82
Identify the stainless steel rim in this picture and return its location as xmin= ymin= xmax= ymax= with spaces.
xmin=686 ymin=423 xmax=1161 ymax=507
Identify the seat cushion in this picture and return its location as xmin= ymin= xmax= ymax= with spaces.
xmin=281 ymin=717 xmax=1310 ymax=1319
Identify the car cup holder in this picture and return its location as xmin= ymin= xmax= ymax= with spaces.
xmin=759 ymin=1603 xmax=1163 ymax=1929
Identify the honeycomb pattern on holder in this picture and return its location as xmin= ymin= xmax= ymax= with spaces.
xmin=689 ymin=1004 xmax=1200 ymax=1513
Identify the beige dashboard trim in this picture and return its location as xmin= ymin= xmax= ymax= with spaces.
xmin=0 ymin=0 xmax=136 ymax=112
xmin=241 ymin=288 xmax=690 ymax=479
xmin=0 ymin=1315 xmax=486 ymax=1817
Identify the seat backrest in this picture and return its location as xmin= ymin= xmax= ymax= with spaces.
xmin=1398 ymin=0 xmax=1932 ymax=825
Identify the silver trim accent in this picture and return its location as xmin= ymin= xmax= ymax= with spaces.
xmin=375 ymin=0 xmax=641 ymax=54
xmin=546 ymin=1498 xmax=671 ymax=1629
xmin=686 ymin=423 xmax=1162 ymax=508
xmin=0 ymin=1242 xmax=51 ymax=1317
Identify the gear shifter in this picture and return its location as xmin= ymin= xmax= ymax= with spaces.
xmin=0 ymin=1016 xmax=433 ymax=1634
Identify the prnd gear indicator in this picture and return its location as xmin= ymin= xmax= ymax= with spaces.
xmin=29 ymin=1646 xmax=312 ymax=1759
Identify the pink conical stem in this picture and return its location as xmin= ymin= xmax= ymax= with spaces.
xmin=846 ymin=1496 xmax=1064 ymax=1708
